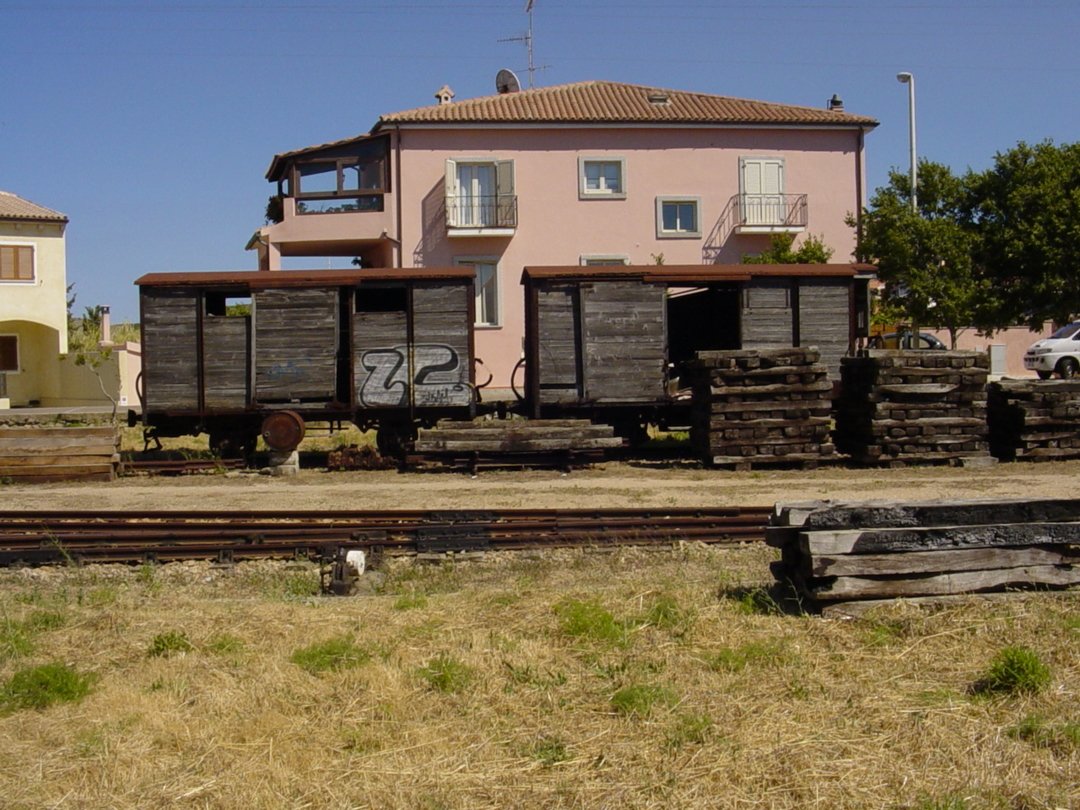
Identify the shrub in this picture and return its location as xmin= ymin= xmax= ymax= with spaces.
xmin=290 ymin=636 xmax=371 ymax=674
xmin=610 ymin=683 xmax=675 ymax=717
xmin=417 ymin=653 xmax=473 ymax=693
xmin=1 ymin=663 xmax=94 ymax=712
xmin=972 ymin=646 xmax=1051 ymax=696
xmin=147 ymin=631 xmax=193 ymax=658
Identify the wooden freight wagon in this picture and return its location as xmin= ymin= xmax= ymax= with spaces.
xmin=521 ymin=264 xmax=873 ymax=434
xmin=134 ymin=268 xmax=476 ymax=455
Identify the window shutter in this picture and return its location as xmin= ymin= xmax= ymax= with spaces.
xmin=496 ymin=160 xmax=515 ymax=225
xmin=444 ymin=159 xmax=458 ymax=226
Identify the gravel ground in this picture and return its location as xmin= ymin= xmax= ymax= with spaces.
xmin=4 ymin=458 xmax=1079 ymax=511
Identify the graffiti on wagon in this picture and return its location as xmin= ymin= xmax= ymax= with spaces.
xmin=358 ymin=344 xmax=471 ymax=408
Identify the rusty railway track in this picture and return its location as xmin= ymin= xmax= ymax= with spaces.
xmin=0 ymin=507 xmax=772 ymax=567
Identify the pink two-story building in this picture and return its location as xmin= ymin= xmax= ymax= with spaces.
xmin=250 ymin=80 xmax=878 ymax=393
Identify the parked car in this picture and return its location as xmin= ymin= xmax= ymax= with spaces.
xmin=1024 ymin=321 xmax=1080 ymax=379
xmin=868 ymin=331 xmax=947 ymax=350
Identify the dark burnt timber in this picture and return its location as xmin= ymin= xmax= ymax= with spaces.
xmin=0 ymin=507 xmax=771 ymax=568
xmin=768 ymin=498 xmax=1080 ymax=608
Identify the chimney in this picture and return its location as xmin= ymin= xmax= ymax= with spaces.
xmin=99 ymin=305 xmax=112 ymax=347
xmin=435 ymin=85 xmax=455 ymax=105
xmin=828 ymin=94 xmax=844 ymax=112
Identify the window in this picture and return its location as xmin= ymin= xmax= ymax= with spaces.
xmin=291 ymin=145 xmax=388 ymax=215
xmin=580 ymin=255 xmax=630 ymax=266
xmin=0 ymin=336 xmax=17 ymax=372
xmin=579 ymin=158 xmax=626 ymax=199
xmin=455 ymin=257 xmax=500 ymax=327
xmin=656 ymin=197 xmax=701 ymax=238
xmin=445 ymin=160 xmax=516 ymax=230
xmin=0 ymin=245 xmax=34 ymax=281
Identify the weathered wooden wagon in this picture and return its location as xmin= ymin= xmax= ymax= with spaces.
xmin=520 ymin=264 xmax=874 ymax=436
xmin=133 ymin=268 xmax=476 ymax=455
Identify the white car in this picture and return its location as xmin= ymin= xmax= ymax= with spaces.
xmin=1024 ymin=322 xmax=1080 ymax=379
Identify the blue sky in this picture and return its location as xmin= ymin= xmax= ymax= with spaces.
xmin=3 ymin=0 xmax=1078 ymax=322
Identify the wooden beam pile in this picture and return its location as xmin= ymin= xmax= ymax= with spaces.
xmin=687 ymin=348 xmax=834 ymax=470
xmin=768 ymin=498 xmax=1080 ymax=613
xmin=411 ymin=418 xmax=623 ymax=472
xmin=0 ymin=426 xmax=120 ymax=482
xmin=987 ymin=379 xmax=1080 ymax=461
xmin=834 ymin=350 xmax=989 ymax=465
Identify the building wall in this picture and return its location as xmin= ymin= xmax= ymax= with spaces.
xmin=0 ymin=321 xmax=63 ymax=405
xmin=0 ymin=220 xmax=68 ymax=350
xmin=395 ymin=126 xmax=866 ymax=388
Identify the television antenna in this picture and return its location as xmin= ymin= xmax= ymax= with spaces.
xmin=498 ymin=0 xmax=548 ymax=88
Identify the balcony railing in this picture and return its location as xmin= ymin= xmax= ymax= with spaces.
xmin=445 ymin=194 xmax=518 ymax=230
xmin=732 ymin=193 xmax=808 ymax=232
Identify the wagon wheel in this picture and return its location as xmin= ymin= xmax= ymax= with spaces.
xmin=261 ymin=410 xmax=306 ymax=453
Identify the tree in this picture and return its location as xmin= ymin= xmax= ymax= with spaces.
xmin=853 ymin=161 xmax=991 ymax=348
xmin=741 ymin=233 xmax=833 ymax=264
xmin=971 ymin=140 xmax=1080 ymax=329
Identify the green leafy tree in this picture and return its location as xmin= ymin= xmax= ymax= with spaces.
xmin=971 ymin=140 xmax=1080 ymax=329
xmin=853 ymin=161 xmax=991 ymax=348
xmin=742 ymin=233 xmax=833 ymax=264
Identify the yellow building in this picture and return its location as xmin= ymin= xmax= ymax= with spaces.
xmin=0 ymin=191 xmax=69 ymax=408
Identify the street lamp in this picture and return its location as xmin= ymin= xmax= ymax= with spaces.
xmin=896 ymin=71 xmax=917 ymax=212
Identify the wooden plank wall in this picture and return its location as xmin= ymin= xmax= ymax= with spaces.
xmin=536 ymin=285 xmax=581 ymax=405
xmin=798 ymin=279 xmax=850 ymax=379
xmin=581 ymin=282 xmax=666 ymax=403
xmin=254 ymin=288 xmax=338 ymax=401
xmin=741 ymin=279 xmax=793 ymax=351
xmin=141 ymin=289 xmax=199 ymax=411
xmin=412 ymin=282 xmax=472 ymax=408
xmin=0 ymin=426 xmax=119 ymax=482
xmin=354 ymin=306 xmax=409 ymax=408
xmin=202 ymin=316 xmax=250 ymax=409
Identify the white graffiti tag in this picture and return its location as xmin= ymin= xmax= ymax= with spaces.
xmin=359 ymin=344 xmax=470 ymax=408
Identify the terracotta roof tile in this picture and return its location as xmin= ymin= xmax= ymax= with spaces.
xmin=0 ymin=191 xmax=68 ymax=223
xmin=378 ymin=80 xmax=877 ymax=128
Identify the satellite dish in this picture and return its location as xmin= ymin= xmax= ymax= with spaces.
xmin=496 ymin=68 xmax=521 ymax=95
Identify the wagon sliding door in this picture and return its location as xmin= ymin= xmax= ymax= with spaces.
xmin=411 ymin=282 xmax=472 ymax=408
xmin=580 ymin=282 xmax=666 ymax=403
xmin=141 ymin=288 xmax=199 ymax=411
xmin=254 ymin=287 xmax=338 ymax=403
xmin=797 ymin=278 xmax=850 ymax=380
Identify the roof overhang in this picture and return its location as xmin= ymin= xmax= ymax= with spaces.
xmin=521 ymin=263 xmax=876 ymax=286
xmin=136 ymin=267 xmax=475 ymax=289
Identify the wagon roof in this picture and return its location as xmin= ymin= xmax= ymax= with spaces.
xmin=135 ymin=267 xmax=475 ymax=288
xmin=521 ymin=263 xmax=876 ymax=285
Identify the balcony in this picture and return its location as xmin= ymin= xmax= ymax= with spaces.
xmin=445 ymin=194 xmax=517 ymax=237
xmin=731 ymin=193 xmax=808 ymax=234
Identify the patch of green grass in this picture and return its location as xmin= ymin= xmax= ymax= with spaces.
xmin=0 ymin=662 xmax=95 ymax=713
xmin=667 ymin=712 xmax=712 ymax=748
xmin=0 ymin=610 xmax=67 ymax=662
xmin=417 ymin=653 xmax=473 ymax=693
xmin=642 ymin=595 xmax=693 ymax=634
xmin=913 ymin=794 xmax=971 ymax=810
xmin=205 ymin=633 xmax=244 ymax=656
xmin=529 ymin=734 xmax=571 ymax=766
xmin=610 ymin=683 xmax=676 ymax=717
xmin=707 ymin=638 xmax=790 ymax=673
xmin=290 ymin=636 xmax=371 ymax=674
xmin=724 ymin=587 xmax=784 ymax=616
xmin=1064 ymin=614 xmax=1080 ymax=632
xmin=393 ymin=592 xmax=428 ymax=611
xmin=554 ymin=598 xmax=630 ymax=647
xmin=971 ymin=646 xmax=1051 ymax=696
xmin=861 ymin=614 xmax=919 ymax=647
xmin=1008 ymin=714 xmax=1080 ymax=754
xmin=503 ymin=660 xmax=567 ymax=691
xmin=147 ymin=630 xmax=194 ymax=658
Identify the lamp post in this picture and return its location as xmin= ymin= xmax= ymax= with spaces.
xmin=896 ymin=72 xmax=917 ymax=212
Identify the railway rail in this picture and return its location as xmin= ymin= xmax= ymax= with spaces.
xmin=0 ymin=508 xmax=771 ymax=572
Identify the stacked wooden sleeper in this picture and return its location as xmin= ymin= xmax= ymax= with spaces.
xmin=687 ymin=348 xmax=835 ymax=469
xmin=987 ymin=379 xmax=1080 ymax=461
xmin=834 ymin=350 xmax=990 ymax=465
xmin=767 ymin=498 xmax=1080 ymax=612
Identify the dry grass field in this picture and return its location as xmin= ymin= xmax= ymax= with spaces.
xmin=1 ymin=461 xmax=1078 ymax=809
